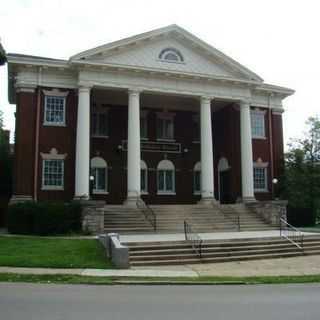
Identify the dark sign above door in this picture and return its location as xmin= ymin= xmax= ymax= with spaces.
xmin=122 ymin=140 xmax=181 ymax=153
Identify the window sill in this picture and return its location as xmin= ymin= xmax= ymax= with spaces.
xmin=157 ymin=192 xmax=176 ymax=195
xmin=141 ymin=138 xmax=149 ymax=141
xmin=91 ymin=135 xmax=109 ymax=139
xmin=156 ymin=138 xmax=176 ymax=143
xmin=254 ymin=189 xmax=269 ymax=193
xmin=141 ymin=191 xmax=149 ymax=195
xmin=252 ymin=136 xmax=267 ymax=140
xmin=93 ymin=190 xmax=109 ymax=195
xmin=192 ymin=141 xmax=200 ymax=144
xmin=41 ymin=186 xmax=64 ymax=191
xmin=43 ymin=122 xmax=66 ymax=127
xmin=193 ymin=192 xmax=201 ymax=195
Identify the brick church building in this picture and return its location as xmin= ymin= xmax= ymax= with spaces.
xmin=7 ymin=25 xmax=294 ymax=205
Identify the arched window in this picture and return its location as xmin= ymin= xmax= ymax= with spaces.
xmin=193 ymin=162 xmax=201 ymax=194
xmin=141 ymin=160 xmax=148 ymax=193
xmin=157 ymin=160 xmax=175 ymax=194
xmin=90 ymin=157 xmax=108 ymax=193
xmin=158 ymin=48 xmax=184 ymax=63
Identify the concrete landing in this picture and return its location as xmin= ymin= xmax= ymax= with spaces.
xmin=120 ymin=230 xmax=316 ymax=243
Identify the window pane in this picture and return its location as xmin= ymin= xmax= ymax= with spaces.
xmin=254 ymin=167 xmax=266 ymax=190
xmin=164 ymin=119 xmax=173 ymax=139
xmin=91 ymin=114 xmax=98 ymax=135
xmin=251 ymin=113 xmax=265 ymax=137
xmin=43 ymin=159 xmax=63 ymax=187
xmin=158 ymin=170 xmax=164 ymax=191
xmin=45 ymin=96 xmax=65 ymax=124
xmin=165 ymin=170 xmax=173 ymax=191
xmin=97 ymin=168 xmax=106 ymax=190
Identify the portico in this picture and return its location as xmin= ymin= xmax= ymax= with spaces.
xmin=7 ymin=24 xmax=294 ymax=205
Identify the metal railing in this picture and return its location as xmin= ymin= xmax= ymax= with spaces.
xmin=184 ymin=220 xmax=203 ymax=259
xmin=280 ymin=217 xmax=304 ymax=250
xmin=136 ymin=199 xmax=157 ymax=231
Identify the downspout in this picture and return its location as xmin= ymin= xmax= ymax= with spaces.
xmin=268 ymin=93 xmax=275 ymax=198
xmin=33 ymin=67 xmax=42 ymax=201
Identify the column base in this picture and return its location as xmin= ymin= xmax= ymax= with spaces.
xmin=10 ymin=195 xmax=33 ymax=204
xmin=198 ymin=197 xmax=219 ymax=206
xmin=73 ymin=195 xmax=90 ymax=201
xmin=123 ymin=196 xmax=142 ymax=207
xmin=242 ymin=196 xmax=257 ymax=203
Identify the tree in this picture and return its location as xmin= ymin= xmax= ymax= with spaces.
xmin=281 ymin=116 xmax=320 ymax=225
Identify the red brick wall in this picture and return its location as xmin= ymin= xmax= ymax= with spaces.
xmin=13 ymin=90 xmax=36 ymax=196
xmin=14 ymin=89 xmax=284 ymax=204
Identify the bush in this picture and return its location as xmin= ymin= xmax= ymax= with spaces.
xmin=7 ymin=201 xmax=83 ymax=236
xmin=287 ymin=206 xmax=315 ymax=227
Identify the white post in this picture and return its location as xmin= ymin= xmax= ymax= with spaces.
xmin=200 ymin=96 xmax=215 ymax=203
xmin=75 ymin=86 xmax=91 ymax=199
xmin=240 ymin=100 xmax=255 ymax=202
xmin=125 ymin=89 xmax=141 ymax=205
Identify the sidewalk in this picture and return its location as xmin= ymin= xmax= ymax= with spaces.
xmin=2 ymin=254 xmax=320 ymax=278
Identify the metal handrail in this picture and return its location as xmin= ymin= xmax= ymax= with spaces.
xmin=280 ymin=217 xmax=304 ymax=250
xmin=136 ymin=199 xmax=156 ymax=231
xmin=184 ymin=220 xmax=203 ymax=259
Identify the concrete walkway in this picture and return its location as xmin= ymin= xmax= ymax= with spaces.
xmin=120 ymin=230 xmax=316 ymax=243
xmin=2 ymin=254 xmax=320 ymax=278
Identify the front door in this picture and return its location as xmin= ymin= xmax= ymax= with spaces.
xmin=219 ymin=170 xmax=232 ymax=204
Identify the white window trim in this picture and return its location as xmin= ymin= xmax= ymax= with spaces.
xmin=251 ymin=109 xmax=266 ymax=139
xmin=253 ymin=161 xmax=269 ymax=192
xmin=43 ymin=90 xmax=68 ymax=127
xmin=91 ymin=157 xmax=108 ymax=194
xmin=41 ymin=159 xmax=65 ymax=191
xmin=157 ymin=160 xmax=176 ymax=195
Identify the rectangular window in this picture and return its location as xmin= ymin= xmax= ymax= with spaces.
xmin=157 ymin=170 xmax=175 ymax=193
xmin=91 ymin=112 xmax=108 ymax=137
xmin=194 ymin=171 xmax=201 ymax=194
xmin=157 ymin=116 xmax=174 ymax=140
xmin=253 ymin=167 xmax=267 ymax=191
xmin=44 ymin=96 xmax=66 ymax=125
xmin=42 ymin=159 xmax=64 ymax=189
xmin=92 ymin=167 xmax=107 ymax=192
xmin=251 ymin=111 xmax=266 ymax=138
xmin=140 ymin=116 xmax=148 ymax=139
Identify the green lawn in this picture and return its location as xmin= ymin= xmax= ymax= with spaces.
xmin=0 ymin=236 xmax=112 ymax=269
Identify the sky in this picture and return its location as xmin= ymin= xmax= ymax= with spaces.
xmin=0 ymin=0 xmax=319 ymax=145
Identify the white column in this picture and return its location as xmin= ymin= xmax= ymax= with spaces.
xmin=75 ymin=86 xmax=91 ymax=199
xmin=200 ymin=96 xmax=215 ymax=202
xmin=125 ymin=89 xmax=141 ymax=204
xmin=240 ymin=100 xmax=255 ymax=202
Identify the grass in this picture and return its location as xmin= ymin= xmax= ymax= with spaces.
xmin=0 ymin=236 xmax=112 ymax=269
xmin=1 ymin=273 xmax=320 ymax=285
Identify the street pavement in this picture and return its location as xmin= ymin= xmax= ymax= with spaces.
xmin=1 ymin=283 xmax=320 ymax=320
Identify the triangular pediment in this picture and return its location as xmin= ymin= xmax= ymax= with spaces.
xmin=71 ymin=25 xmax=263 ymax=82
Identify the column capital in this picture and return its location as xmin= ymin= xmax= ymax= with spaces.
xmin=128 ymin=88 xmax=143 ymax=96
xmin=78 ymin=86 xmax=92 ymax=93
xmin=200 ymin=96 xmax=214 ymax=104
xmin=239 ymin=99 xmax=251 ymax=108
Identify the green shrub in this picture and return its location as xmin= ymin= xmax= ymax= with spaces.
xmin=7 ymin=202 xmax=39 ymax=234
xmin=7 ymin=201 xmax=83 ymax=236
